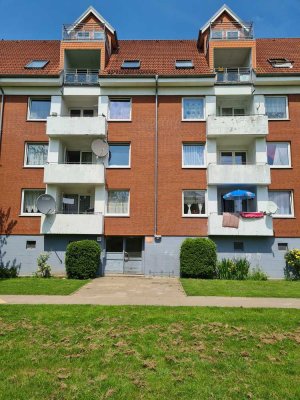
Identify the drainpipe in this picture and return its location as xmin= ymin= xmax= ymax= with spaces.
xmin=0 ymin=87 xmax=4 ymax=156
xmin=154 ymin=75 xmax=159 ymax=238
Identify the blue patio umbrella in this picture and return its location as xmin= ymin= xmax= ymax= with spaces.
xmin=223 ymin=190 xmax=256 ymax=212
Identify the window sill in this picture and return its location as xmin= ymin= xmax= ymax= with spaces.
xmin=272 ymin=215 xmax=295 ymax=219
xmin=107 ymin=166 xmax=131 ymax=169
xmin=182 ymin=166 xmax=207 ymax=169
xmin=23 ymin=165 xmax=45 ymax=169
xmin=182 ymin=215 xmax=208 ymax=218
xmin=182 ymin=119 xmax=205 ymax=122
xmin=105 ymin=214 xmax=130 ymax=218
xmin=268 ymin=118 xmax=290 ymax=121
xmin=270 ymin=166 xmax=292 ymax=169
xmin=19 ymin=213 xmax=42 ymax=217
xmin=27 ymin=119 xmax=48 ymax=122
xmin=108 ymin=119 xmax=132 ymax=122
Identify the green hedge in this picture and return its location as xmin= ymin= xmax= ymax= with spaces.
xmin=65 ymin=240 xmax=101 ymax=280
xmin=180 ymin=238 xmax=217 ymax=279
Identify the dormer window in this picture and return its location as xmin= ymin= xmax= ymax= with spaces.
xmin=268 ymin=58 xmax=294 ymax=68
xmin=176 ymin=60 xmax=194 ymax=69
xmin=25 ymin=60 xmax=49 ymax=69
xmin=121 ymin=60 xmax=141 ymax=69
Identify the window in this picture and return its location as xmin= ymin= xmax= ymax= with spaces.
xmin=175 ymin=60 xmax=194 ymax=69
xmin=183 ymin=190 xmax=206 ymax=217
xmin=65 ymin=151 xmax=93 ymax=164
xmin=25 ymin=143 xmax=48 ymax=167
xmin=182 ymin=144 xmax=205 ymax=167
xmin=211 ymin=30 xmax=223 ymax=39
xmin=108 ymin=144 xmax=130 ymax=167
xmin=77 ymin=31 xmax=90 ymax=39
xmin=108 ymin=99 xmax=131 ymax=121
xmin=268 ymin=191 xmax=293 ymax=217
xmin=121 ymin=60 xmax=141 ymax=69
xmin=265 ymin=96 xmax=288 ymax=119
xmin=107 ymin=190 xmax=129 ymax=215
xmin=267 ymin=142 xmax=291 ymax=167
xmin=234 ymin=242 xmax=244 ymax=251
xmin=26 ymin=241 xmax=36 ymax=249
xmin=182 ymin=98 xmax=204 ymax=121
xmin=220 ymin=151 xmax=246 ymax=165
xmin=221 ymin=108 xmax=245 ymax=116
xmin=278 ymin=243 xmax=288 ymax=251
xmin=106 ymin=237 xmax=123 ymax=252
xmin=62 ymin=194 xmax=92 ymax=214
xmin=28 ymin=98 xmax=51 ymax=120
xmin=226 ymin=31 xmax=239 ymax=39
xmin=25 ymin=60 xmax=48 ymax=69
xmin=22 ymin=189 xmax=45 ymax=215
xmin=70 ymin=109 xmax=94 ymax=117
xmin=268 ymin=59 xmax=293 ymax=68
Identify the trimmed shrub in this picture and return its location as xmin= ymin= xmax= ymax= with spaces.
xmin=284 ymin=249 xmax=300 ymax=280
xmin=180 ymin=238 xmax=217 ymax=279
xmin=65 ymin=240 xmax=101 ymax=280
xmin=216 ymin=258 xmax=250 ymax=280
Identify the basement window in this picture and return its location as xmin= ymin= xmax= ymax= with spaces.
xmin=26 ymin=241 xmax=36 ymax=249
xmin=278 ymin=243 xmax=288 ymax=251
xmin=176 ymin=60 xmax=194 ymax=69
xmin=25 ymin=60 xmax=49 ymax=69
xmin=268 ymin=58 xmax=293 ymax=68
xmin=121 ymin=60 xmax=141 ymax=69
xmin=234 ymin=242 xmax=244 ymax=251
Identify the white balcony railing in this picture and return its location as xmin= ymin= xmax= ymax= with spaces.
xmin=41 ymin=213 xmax=103 ymax=235
xmin=46 ymin=116 xmax=107 ymax=137
xmin=207 ymin=163 xmax=271 ymax=185
xmin=64 ymin=69 xmax=99 ymax=85
xmin=44 ymin=164 xmax=105 ymax=185
xmin=206 ymin=115 xmax=268 ymax=137
xmin=208 ymin=213 xmax=273 ymax=236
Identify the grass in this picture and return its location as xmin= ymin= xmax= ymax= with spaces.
xmin=0 ymin=278 xmax=90 ymax=295
xmin=181 ymin=279 xmax=300 ymax=298
xmin=0 ymin=306 xmax=299 ymax=400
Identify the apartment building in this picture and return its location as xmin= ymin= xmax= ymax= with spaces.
xmin=0 ymin=4 xmax=299 ymax=277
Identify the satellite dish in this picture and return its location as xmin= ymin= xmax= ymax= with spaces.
xmin=36 ymin=194 xmax=56 ymax=215
xmin=91 ymin=139 xmax=109 ymax=157
xmin=265 ymin=201 xmax=278 ymax=215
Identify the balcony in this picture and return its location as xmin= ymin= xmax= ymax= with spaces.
xmin=41 ymin=213 xmax=103 ymax=235
xmin=207 ymin=164 xmax=271 ymax=185
xmin=44 ymin=164 xmax=105 ymax=185
xmin=210 ymin=21 xmax=254 ymax=40
xmin=206 ymin=115 xmax=268 ymax=137
xmin=46 ymin=116 xmax=107 ymax=137
xmin=64 ymin=69 xmax=99 ymax=85
xmin=215 ymin=67 xmax=252 ymax=84
xmin=62 ymin=24 xmax=105 ymax=41
xmin=208 ymin=214 xmax=273 ymax=236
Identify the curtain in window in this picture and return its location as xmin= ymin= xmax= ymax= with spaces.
xmin=183 ymin=145 xmax=204 ymax=166
xmin=265 ymin=97 xmax=286 ymax=119
xmin=23 ymin=190 xmax=45 ymax=213
xmin=109 ymin=100 xmax=131 ymax=120
xmin=183 ymin=98 xmax=204 ymax=120
xmin=26 ymin=144 xmax=48 ymax=165
xmin=267 ymin=143 xmax=289 ymax=166
xmin=107 ymin=191 xmax=129 ymax=214
xmin=269 ymin=191 xmax=291 ymax=215
xmin=184 ymin=190 xmax=205 ymax=215
xmin=30 ymin=99 xmax=51 ymax=119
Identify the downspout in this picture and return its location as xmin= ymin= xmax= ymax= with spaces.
xmin=0 ymin=87 xmax=4 ymax=156
xmin=154 ymin=75 xmax=159 ymax=238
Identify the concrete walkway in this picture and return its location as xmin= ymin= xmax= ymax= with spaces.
xmin=1 ymin=276 xmax=300 ymax=308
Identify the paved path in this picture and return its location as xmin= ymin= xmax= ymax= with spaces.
xmin=1 ymin=277 xmax=300 ymax=308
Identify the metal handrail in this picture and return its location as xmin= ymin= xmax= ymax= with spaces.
xmin=55 ymin=211 xmax=103 ymax=215
xmin=208 ymin=162 xmax=268 ymax=166
xmin=62 ymin=23 xmax=105 ymax=41
xmin=64 ymin=69 xmax=99 ymax=85
xmin=210 ymin=21 xmax=254 ymax=40
xmin=215 ymin=67 xmax=252 ymax=83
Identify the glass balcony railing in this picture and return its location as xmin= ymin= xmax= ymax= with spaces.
xmin=210 ymin=22 xmax=254 ymax=40
xmin=62 ymin=24 xmax=105 ymax=41
xmin=64 ymin=69 xmax=99 ymax=85
xmin=215 ymin=67 xmax=252 ymax=83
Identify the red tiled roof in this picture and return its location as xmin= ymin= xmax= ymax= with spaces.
xmin=102 ymin=40 xmax=212 ymax=76
xmin=256 ymin=38 xmax=300 ymax=75
xmin=0 ymin=40 xmax=61 ymax=76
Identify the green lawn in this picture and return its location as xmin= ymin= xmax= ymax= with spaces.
xmin=0 ymin=278 xmax=90 ymax=295
xmin=0 ymin=306 xmax=299 ymax=400
xmin=181 ymin=279 xmax=300 ymax=298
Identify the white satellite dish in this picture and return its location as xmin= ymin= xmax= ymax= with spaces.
xmin=265 ymin=201 xmax=278 ymax=215
xmin=91 ymin=139 xmax=109 ymax=157
xmin=36 ymin=194 xmax=56 ymax=215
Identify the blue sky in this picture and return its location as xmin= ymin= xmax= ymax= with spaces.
xmin=0 ymin=0 xmax=299 ymax=40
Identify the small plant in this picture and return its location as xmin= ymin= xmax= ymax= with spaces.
xmin=216 ymin=258 xmax=250 ymax=280
xmin=0 ymin=263 xmax=20 ymax=278
xmin=180 ymin=238 xmax=217 ymax=279
xmin=36 ymin=253 xmax=52 ymax=278
xmin=284 ymin=249 xmax=300 ymax=280
xmin=66 ymin=240 xmax=101 ymax=280
xmin=247 ymin=267 xmax=268 ymax=281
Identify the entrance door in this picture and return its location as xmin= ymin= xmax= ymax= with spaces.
xmin=105 ymin=237 xmax=144 ymax=275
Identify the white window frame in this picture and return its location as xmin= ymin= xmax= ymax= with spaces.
xmin=20 ymin=189 xmax=45 ymax=217
xmin=107 ymin=143 xmax=131 ymax=169
xmin=221 ymin=107 xmax=245 ymax=116
xmin=182 ymin=143 xmax=206 ymax=168
xmin=69 ymin=108 xmax=96 ymax=117
xmin=182 ymin=190 xmax=207 ymax=218
xmin=182 ymin=97 xmax=205 ymax=122
xmin=106 ymin=190 xmax=130 ymax=217
xmin=226 ymin=30 xmax=239 ymax=39
xmin=62 ymin=193 xmax=92 ymax=214
xmin=265 ymin=96 xmax=289 ymax=121
xmin=64 ymin=150 xmax=94 ymax=164
xmin=24 ymin=142 xmax=48 ymax=168
xmin=108 ymin=98 xmax=132 ymax=122
xmin=218 ymin=150 xmax=248 ymax=165
xmin=268 ymin=190 xmax=294 ymax=219
xmin=267 ymin=142 xmax=291 ymax=169
xmin=27 ymin=97 xmax=51 ymax=121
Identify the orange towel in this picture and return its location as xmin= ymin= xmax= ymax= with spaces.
xmin=222 ymin=212 xmax=240 ymax=228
